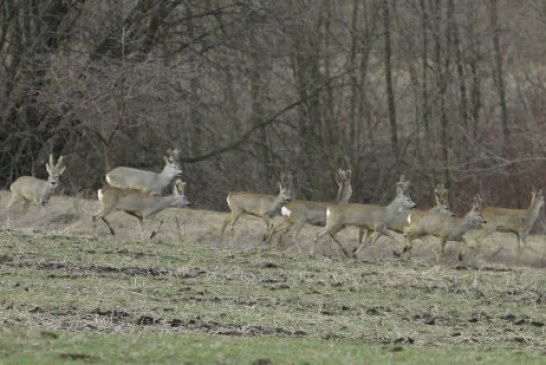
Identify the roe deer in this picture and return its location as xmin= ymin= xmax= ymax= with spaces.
xmin=475 ymin=188 xmax=544 ymax=249
xmin=315 ymin=175 xmax=416 ymax=258
xmin=92 ymin=179 xmax=190 ymax=240
xmin=7 ymin=154 xmax=66 ymax=209
xmin=389 ymin=183 xmax=452 ymax=233
xmin=221 ymin=173 xmax=294 ymax=241
xmin=400 ymin=195 xmax=486 ymax=262
xmin=106 ymin=148 xmax=182 ymax=195
xmin=264 ymin=169 xmax=352 ymax=247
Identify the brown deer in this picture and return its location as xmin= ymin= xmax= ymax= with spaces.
xmin=265 ymin=169 xmax=352 ymax=247
xmin=400 ymin=194 xmax=486 ymax=262
xmin=389 ymin=183 xmax=452 ymax=234
xmin=221 ymin=173 xmax=294 ymax=241
xmin=92 ymin=179 xmax=190 ymax=240
xmin=7 ymin=154 xmax=66 ymax=209
xmin=475 ymin=188 xmax=544 ymax=249
xmin=315 ymin=175 xmax=416 ymax=258
xmin=106 ymin=148 xmax=182 ymax=195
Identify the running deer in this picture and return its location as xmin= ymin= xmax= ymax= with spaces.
xmin=7 ymin=155 xmax=66 ymax=209
xmin=106 ymin=148 xmax=182 ymax=195
xmin=400 ymin=194 xmax=486 ymax=262
xmin=315 ymin=175 xmax=416 ymax=258
xmin=389 ymin=183 xmax=452 ymax=233
xmin=221 ymin=173 xmax=294 ymax=241
xmin=92 ymin=179 xmax=190 ymax=240
xmin=264 ymin=169 xmax=352 ymax=247
xmin=475 ymin=188 xmax=544 ymax=249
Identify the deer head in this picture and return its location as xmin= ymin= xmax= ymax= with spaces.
xmin=45 ymin=154 xmax=66 ymax=189
xmin=163 ymin=148 xmax=182 ymax=177
xmin=278 ymin=172 xmax=294 ymax=203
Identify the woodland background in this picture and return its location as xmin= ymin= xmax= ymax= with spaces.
xmin=1 ymin=0 xmax=546 ymax=215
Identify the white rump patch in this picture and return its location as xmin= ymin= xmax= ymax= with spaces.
xmin=326 ymin=208 xmax=331 ymax=217
xmin=97 ymin=189 xmax=103 ymax=201
xmin=407 ymin=214 xmax=412 ymax=225
xmin=226 ymin=196 xmax=231 ymax=206
xmin=105 ymin=174 xmax=111 ymax=185
xmin=281 ymin=206 xmax=291 ymax=217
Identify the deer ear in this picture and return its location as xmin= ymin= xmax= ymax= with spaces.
xmin=163 ymin=156 xmax=169 ymax=164
xmin=58 ymin=166 xmax=66 ymax=175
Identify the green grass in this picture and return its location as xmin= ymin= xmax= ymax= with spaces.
xmin=2 ymin=331 xmax=545 ymax=365
xmin=1 ymin=230 xmax=546 ymax=364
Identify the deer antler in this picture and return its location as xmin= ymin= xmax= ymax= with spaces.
xmin=396 ymin=175 xmax=410 ymax=193
xmin=167 ymin=148 xmax=181 ymax=162
xmin=336 ymin=169 xmax=351 ymax=185
xmin=174 ymin=179 xmax=186 ymax=195
xmin=46 ymin=155 xmax=66 ymax=174
xmin=474 ymin=194 xmax=483 ymax=209
xmin=280 ymin=172 xmax=293 ymax=187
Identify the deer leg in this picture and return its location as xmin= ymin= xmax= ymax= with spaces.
xmin=150 ymin=220 xmax=164 ymax=240
xmin=261 ymin=217 xmax=273 ymax=242
xmin=221 ymin=210 xmax=241 ymax=236
xmin=277 ymin=220 xmax=294 ymax=248
xmin=394 ymin=235 xmax=414 ymax=258
xmin=222 ymin=211 xmax=242 ymax=237
xmin=314 ymin=224 xmax=345 ymax=257
xmin=135 ymin=217 xmax=145 ymax=241
xmin=353 ymin=229 xmax=369 ymax=256
xmin=285 ymin=220 xmax=306 ymax=252
xmin=291 ymin=220 xmax=305 ymax=242
xmin=458 ymin=238 xmax=470 ymax=262
xmin=404 ymin=238 xmax=414 ymax=259
xmin=353 ymin=229 xmax=371 ymax=257
xmin=265 ymin=218 xmax=290 ymax=245
xmin=358 ymin=228 xmax=368 ymax=245
xmin=221 ymin=214 xmax=233 ymax=236
xmin=230 ymin=212 xmax=244 ymax=235
xmin=100 ymin=217 xmax=115 ymax=235
xmin=436 ymin=239 xmax=448 ymax=264
xmin=92 ymin=198 xmax=118 ymax=235
xmin=515 ymin=231 xmax=525 ymax=257
xmin=328 ymin=233 xmax=349 ymax=258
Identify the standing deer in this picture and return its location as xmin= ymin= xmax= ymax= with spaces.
xmin=389 ymin=183 xmax=452 ymax=234
xmin=265 ymin=169 xmax=352 ymax=248
xmin=400 ymin=195 xmax=486 ymax=262
xmin=221 ymin=173 xmax=294 ymax=241
xmin=92 ymin=179 xmax=190 ymax=240
xmin=106 ymin=148 xmax=182 ymax=195
xmin=7 ymin=155 xmax=66 ymax=209
xmin=475 ymin=188 xmax=544 ymax=249
xmin=315 ymin=175 xmax=416 ymax=258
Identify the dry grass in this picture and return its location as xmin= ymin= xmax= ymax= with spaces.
xmin=1 ymin=190 xmax=544 ymax=268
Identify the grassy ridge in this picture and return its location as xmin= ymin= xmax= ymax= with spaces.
xmin=1 ymin=231 xmax=546 ymax=364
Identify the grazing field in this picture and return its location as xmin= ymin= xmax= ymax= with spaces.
xmin=1 ymin=192 xmax=546 ymax=364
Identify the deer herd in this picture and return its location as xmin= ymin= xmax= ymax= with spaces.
xmin=4 ymin=149 xmax=545 ymax=264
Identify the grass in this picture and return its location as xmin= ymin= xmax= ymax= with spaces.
xmin=1 ymin=192 xmax=546 ymax=364
xmin=1 ymin=230 xmax=546 ymax=364
xmin=2 ymin=330 xmax=546 ymax=365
